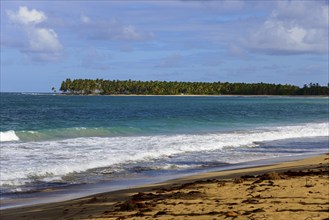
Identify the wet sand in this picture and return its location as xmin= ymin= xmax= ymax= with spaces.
xmin=1 ymin=154 xmax=328 ymax=220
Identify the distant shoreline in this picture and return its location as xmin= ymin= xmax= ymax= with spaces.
xmin=56 ymin=93 xmax=329 ymax=97
xmin=58 ymin=79 xmax=329 ymax=96
xmin=0 ymin=92 xmax=328 ymax=97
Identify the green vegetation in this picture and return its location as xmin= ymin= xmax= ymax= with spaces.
xmin=59 ymin=79 xmax=329 ymax=96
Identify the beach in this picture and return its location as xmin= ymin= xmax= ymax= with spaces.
xmin=2 ymin=1 xmax=329 ymax=219
xmin=1 ymin=154 xmax=328 ymax=220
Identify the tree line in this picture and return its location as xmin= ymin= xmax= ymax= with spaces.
xmin=59 ymin=79 xmax=329 ymax=96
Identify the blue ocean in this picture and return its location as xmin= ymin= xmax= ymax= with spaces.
xmin=0 ymin=93 xmax=328 ymax=205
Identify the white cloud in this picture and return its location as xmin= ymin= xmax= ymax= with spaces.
xmin=122 ymin=25 xmax=142 ymax=40
xmin=6 ymin=6 xmax=63 ymax=62
xmin=246 ymin=1 xmax=328 ymax=55
xmin=27 ymin=28 xmax=62 ymax=53
xmin=7 ymin=6 xmax=46 ymax=25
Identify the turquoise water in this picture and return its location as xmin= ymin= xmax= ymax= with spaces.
xmin=0 ymin=93 xmax=328 ymax=195
xmin=1 ymin=94 xmax=328 ymax=140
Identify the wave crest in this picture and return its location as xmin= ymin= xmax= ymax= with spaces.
xmin=0 ymin=131 xmax=20 ymax=142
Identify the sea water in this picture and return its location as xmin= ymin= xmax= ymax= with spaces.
xmin=0 ymin=93 xmax=328 ymax=198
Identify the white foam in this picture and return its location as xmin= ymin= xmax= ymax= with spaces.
xmin=0 ymin=122 xmax=328 ymax=187
xmin=0 ymin=131 xmax=20 ymax=142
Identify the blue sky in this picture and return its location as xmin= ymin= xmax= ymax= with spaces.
xmin=1 ymin=0 xmax=328 ymax=92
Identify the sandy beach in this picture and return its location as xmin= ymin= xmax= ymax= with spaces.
xmin=1 ymin=154 xmax=328 ymax=220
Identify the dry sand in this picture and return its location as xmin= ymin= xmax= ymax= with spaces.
xmin=1 ymin=154 xmax=328 ymax=220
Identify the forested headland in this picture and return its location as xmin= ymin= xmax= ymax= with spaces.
xmin=59 ymin=79 xmax=329 ymax=96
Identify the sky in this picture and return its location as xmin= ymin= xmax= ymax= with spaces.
xmin=1 ymin=0 xmax=328 ymax=92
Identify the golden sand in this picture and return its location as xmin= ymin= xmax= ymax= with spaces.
xmin=1 ymin=154 xmax=328 ymax=220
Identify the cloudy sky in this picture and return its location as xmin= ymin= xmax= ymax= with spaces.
xmin=1 ymin=0 xmax=328 ymax=92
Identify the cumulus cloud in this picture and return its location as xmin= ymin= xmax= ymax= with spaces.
xmin=7 ymin=6 xmax=46 ymax=25
xmin=6 ymin=6 xmax=63 ymax=62
xmin=27 ymin=28 xmax=62 ymax=53
xmin=246 ymin=1 xmax=328 ymax=55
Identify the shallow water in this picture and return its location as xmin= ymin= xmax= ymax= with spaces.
xmin=0 ymin=94 xmax=328 ymax=198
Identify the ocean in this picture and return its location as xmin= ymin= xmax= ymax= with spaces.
xmin=0 ymin=93 xmax=328 ymax=206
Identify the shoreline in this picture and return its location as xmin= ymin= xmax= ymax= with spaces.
xmin=0 ymin=152 xmax=325 ymax=210
xmin=56 ymin=93 xmax=329 ymax=98
xmin=1 ymin=154 xmax=328 ymax=220
xmin=1 ymin=92 xmax=328 ymax=98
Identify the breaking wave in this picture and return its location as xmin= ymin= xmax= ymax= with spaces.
xmin=1 ymin=122 xmax=328 ymax=189
xmin=0 ymin=131 xmax=20 ymax=142
xmin=0 ymin=127 xmax=143 ymax=142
